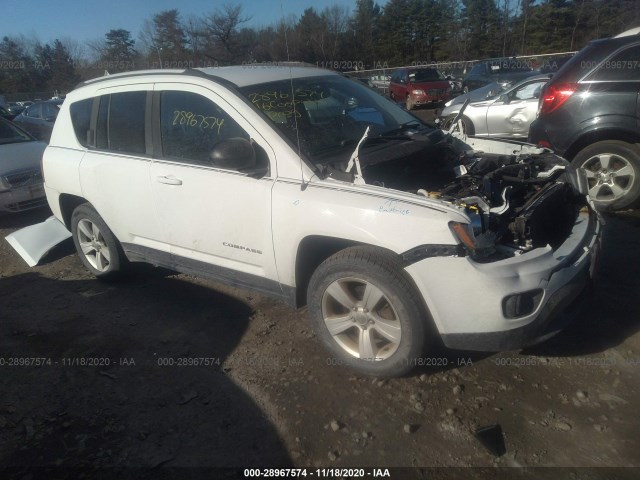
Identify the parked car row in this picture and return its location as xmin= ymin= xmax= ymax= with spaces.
xmin=437 ymin=28 xmax=639 ymax=211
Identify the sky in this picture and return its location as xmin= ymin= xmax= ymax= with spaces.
xmin=1 ymin=0 xmax=359 ymax=44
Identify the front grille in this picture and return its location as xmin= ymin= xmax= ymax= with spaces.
xmin=427 ymin=89 xmax=446 ymax=96
xmin=3 ymin=170 xmax=42 ymax=188
xmin=4 ymin=197 xmax=47 ymax=212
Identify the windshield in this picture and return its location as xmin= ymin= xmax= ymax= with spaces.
xmin=410 ymin=69 xmax=445 ymax=82
xmin=0 ymin=120 xmax=33 ymax=145
xmin=239 ymin=75 xmax=431 ymax=163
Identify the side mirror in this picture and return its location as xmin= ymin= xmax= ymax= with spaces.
xmin=209 ymin=137 xmax=256 ymax=170
xmin=498 ymin=94 xmax=510 ymax=104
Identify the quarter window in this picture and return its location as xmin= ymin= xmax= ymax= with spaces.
xmin=159 ymin=91 xmax=249 ymax=167
xmin=589 ymin=45 xmax=640 ymax=81
xmin=69 ymin=99 xmax=92 ymax=147
xmin=95 ymin=92 xmax=147 ymax=154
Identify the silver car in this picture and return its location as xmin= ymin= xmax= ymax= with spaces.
xmin=439 ymin=75 xmax=550 ymax=139
xmin=0 ymin=117 xmax=47 ymax=213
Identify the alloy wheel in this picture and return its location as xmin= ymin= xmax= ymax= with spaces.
xmin=321 ymin=277 xmax=402 ymax=361
xmin=76 ymin=219 xmax=111 ymax=272
xmin=582 ymin=153 xmax=636 ymax=203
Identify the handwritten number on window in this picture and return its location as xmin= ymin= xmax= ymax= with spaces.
xmin=172 ymin=110 xmax=225 ymax=134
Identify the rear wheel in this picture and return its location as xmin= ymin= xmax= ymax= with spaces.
xmin=307 ymin=246 xmax=432 ymax=377
xmin=71 ymin=204 xmax=127 ymax=280
xmin=572 ymin=141 xmax=640 ymax=211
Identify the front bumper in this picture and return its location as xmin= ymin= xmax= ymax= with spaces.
xmin=0 ymin=183 xmax=47 ymax=213
xmin=405 ymin=209 xmax=601 ymax=351
xmin=412 ymin=92 xmax=451 ymax=106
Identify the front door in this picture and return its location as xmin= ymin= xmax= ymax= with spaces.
xmin=149 ymin=83 xmax=280 ymax=289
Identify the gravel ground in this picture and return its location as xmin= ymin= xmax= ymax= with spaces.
xmin=1 ymin=135 xmax=639 ymax=479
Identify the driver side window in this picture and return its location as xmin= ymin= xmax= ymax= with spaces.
xmin=26 ymin=104 xmax=42 ymax=118
xmin=513 ymin=82 xmax=544 ymax=101
xmin=159 ymin=91 xmax=250 ymax=168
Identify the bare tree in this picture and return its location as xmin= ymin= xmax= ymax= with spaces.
xmin=321 ymin=5 xmax=350 ymax=60
xmin=59 ymin=37 xmax=87 ymax=66
xmin=202 ymin=4 xmax=252 ymax=62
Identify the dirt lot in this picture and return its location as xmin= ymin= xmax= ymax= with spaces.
xmin=1 ymin=126 xmax=640 ymax=479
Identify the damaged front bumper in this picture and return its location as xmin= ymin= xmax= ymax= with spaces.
xmin=405 ymin=208 xmax=602 ymax=351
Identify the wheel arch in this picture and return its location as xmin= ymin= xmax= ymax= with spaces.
xmin=59 ymin=193 xmax=89 ymax=230
xmin=293 ymin=238 xmax=434 ymax=328
xmin=293 ymin=236 xmax=413 ymax=309
xmin=564 ymin=127 xmax=640 ymax=161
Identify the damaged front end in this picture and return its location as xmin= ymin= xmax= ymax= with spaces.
xmin=436 ymin=148 xmax=592 ymax=261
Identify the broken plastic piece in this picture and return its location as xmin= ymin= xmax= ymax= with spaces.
xmin=4 ymin=216 xmax=71 ymax=267
xmin=474 ymin=424 xmax=506 ymax=457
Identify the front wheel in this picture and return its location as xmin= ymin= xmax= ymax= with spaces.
xmin=71 ymin=204 xmax=127 ymax=280
xmin=441 ymin=114 xmax=475 ymax=135
xmin=405 ymin=95 xmax=414 ymax=111
xmin=572 ymin=141 xmax=640 ymax=211
xmin=307 ymin=246 xmax=431 ymax=377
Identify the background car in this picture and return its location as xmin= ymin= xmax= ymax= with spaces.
xmin=441 ymin=81 xmax=506 ymax=108
xmin=439 ymin=75 xmax=550 ymax=138
xmin=462 ymin=59 xmax=538 ymax=93
xmin=0 ymin=117 xmax=47 ymax=214
xmin=1 ymin=105 xmax=17 ymax=121
xmin=12 ymin=99 xmax=64 ymax=142
xmin=529 ymin=31 xmax=640 ymax=211
xmin=388 ymin=67 xmax=451 ymax=110
xmin=6 ymin=103 xmax=25 ymax=117
xmin=370 ymin=74 xmax=390 ymax=91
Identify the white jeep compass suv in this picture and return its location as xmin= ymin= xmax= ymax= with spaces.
xmin=42 ymin=66 xmax=601 ymax=377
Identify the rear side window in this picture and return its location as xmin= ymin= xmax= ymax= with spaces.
xmin=69 ymin=99 xmax=92 ymax=147
xmin=589 ymin=45 xmax=640 ymax=81
xmin=95 ymin=92 xmax=147 ymax=154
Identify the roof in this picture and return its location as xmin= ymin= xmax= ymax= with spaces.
xmin=196 ymin=65 xmax=338 ymax=87
xmin=76 ymin=65 xmax=337 ymax=90
xmin=614 ymin=27 xmax=640 ymax=38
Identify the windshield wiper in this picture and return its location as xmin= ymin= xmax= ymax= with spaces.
xmin=344 ymin=126 xmax=370 ymax=185
xmin=379 ymin=121 xmax=424 ymax=137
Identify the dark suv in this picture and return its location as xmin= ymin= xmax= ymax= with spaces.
xmin=528 ymin=32 xmax=640 ymax=211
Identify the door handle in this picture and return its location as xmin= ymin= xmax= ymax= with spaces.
xmin=156 ymin=175 xmax=183 ymax=186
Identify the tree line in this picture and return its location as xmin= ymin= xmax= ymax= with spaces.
xmin=1 ymin=0 xmax=637 ymax=97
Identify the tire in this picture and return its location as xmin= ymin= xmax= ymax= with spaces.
xmin=307 ymin=246 xmax=432 ymax=377
xmin=571 ymin=140 xmax=640 ymax=211
xmin=405 ymin=95 xmax=414 ymax=111
xmin=442 ymin=114 xmax=475 ymax=135
xmin=71 ymin=204 xmax=127 ymax=280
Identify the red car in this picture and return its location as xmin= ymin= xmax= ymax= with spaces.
xmin=389 ymin=68 xmax=452 ymax=110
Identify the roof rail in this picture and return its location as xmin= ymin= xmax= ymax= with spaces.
xmin=74 ymin=69 xmax=186 ymax=89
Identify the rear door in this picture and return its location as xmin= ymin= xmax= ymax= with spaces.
xmin=79 ymin=85 xmax=163 ymax=250
xmin=582 ymin=43 xmax=640 ymax=130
